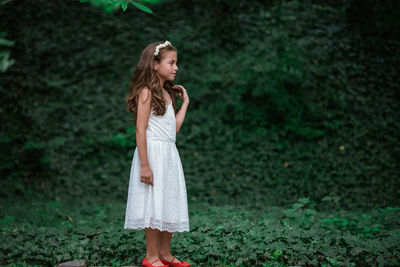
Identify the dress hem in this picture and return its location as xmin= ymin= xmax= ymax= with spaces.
xmin=124 ymin=217 xmax=190 ymax=233
xmin=124 ymin=224 xmax=190 ymax=233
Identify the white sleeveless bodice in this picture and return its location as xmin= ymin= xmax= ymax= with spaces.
xmin=146 ymin=102 xmax=176 ymax=143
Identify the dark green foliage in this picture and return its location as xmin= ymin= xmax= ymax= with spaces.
xmin=0 ymin=0 xmax=399 ymax=265
xmin=1 ymin=0 xmax=397 ymax=210
xmin=0 ymin=198 xmax=399 ymax=266
xmin=79 ymin=0 xmax=165 ymax=14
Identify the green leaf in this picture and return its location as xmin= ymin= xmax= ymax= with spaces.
xmin=130 ymin=1 xmax=153 ymax=13
xmin=298 ymin=197 xmax=311 ymax=204
xmin=24 ymin=140 xmax=43 ymax=150
xmin=120 ymin=1 xmax=128 ymax=12
xmin=292 ymin=203 xmax=304 ymax=209
xmin=363 ymin=226 xmax=371 ymax=232
xmin=0 ymin=38 xmax=14 ymax=46
xmin=371 ymin=227 xmax=380 ymax=232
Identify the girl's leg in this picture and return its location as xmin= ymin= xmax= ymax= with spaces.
xmin=158 ymin=231 xmax=181 ymax=263
xmin=144 ymin=227 xmax=164 ymax=266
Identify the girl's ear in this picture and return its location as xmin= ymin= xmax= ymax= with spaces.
xmin=154 ymin=60 xmax=159 ymax=71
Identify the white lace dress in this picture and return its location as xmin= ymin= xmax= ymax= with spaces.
xmin=124 ymin=102 xmax=190 ymax=232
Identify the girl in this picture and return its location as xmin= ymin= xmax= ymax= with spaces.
xmin=124 ymin=41 xmax=191 ymax=267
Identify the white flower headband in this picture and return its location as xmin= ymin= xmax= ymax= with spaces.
xmin=154 ymin=41 xmax=171 ymax=56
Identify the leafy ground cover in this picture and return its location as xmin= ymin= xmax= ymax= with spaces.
xmin=1 ymin=198 xmax=399 ymax=266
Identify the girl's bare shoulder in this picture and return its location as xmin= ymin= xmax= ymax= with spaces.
xmin=138 ymin=87 xmax=152 ymax=103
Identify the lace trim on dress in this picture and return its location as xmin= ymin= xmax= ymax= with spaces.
xmin=124 ymin=217 xmax=190 ymax=232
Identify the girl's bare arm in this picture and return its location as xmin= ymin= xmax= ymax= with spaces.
xmin=174 ymin=85 xmax=189 ymax=133
xmin=136 ymin=87 xmax=151 ymax=167
xmin=176 ymin=102 xmax=189 ymax=133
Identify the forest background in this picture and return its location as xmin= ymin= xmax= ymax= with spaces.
xmin=0 ymin=0 xmax=399 ymax=266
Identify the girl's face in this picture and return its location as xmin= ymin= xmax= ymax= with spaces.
xmin=154 ymin=51 xmax=178 ymax=83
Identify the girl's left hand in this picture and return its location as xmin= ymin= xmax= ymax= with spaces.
xmin=173 ymin=85 xmax=189 ymax=104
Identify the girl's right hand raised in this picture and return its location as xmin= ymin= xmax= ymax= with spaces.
xmin=140 ymin=165 xmax=153 ymax=186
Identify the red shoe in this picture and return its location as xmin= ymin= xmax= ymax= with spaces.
xmin=160 ymin=256 xmax=191 ymax=267
xmin=141 ymin=257 xmax=169 ymax=267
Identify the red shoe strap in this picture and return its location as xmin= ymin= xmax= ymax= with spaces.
xmin=151 ymin=258 xmax=162 ymax=264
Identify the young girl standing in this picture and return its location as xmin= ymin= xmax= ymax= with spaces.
xmin=124 ymin=41 xmax=191 ymax=267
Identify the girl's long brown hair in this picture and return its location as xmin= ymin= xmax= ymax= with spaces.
xmin=126 ymin=41 xmax=179 ymax=123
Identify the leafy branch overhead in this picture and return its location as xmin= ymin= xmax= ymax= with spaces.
xmin=78 ymin=0 xmax=164 ymax=13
